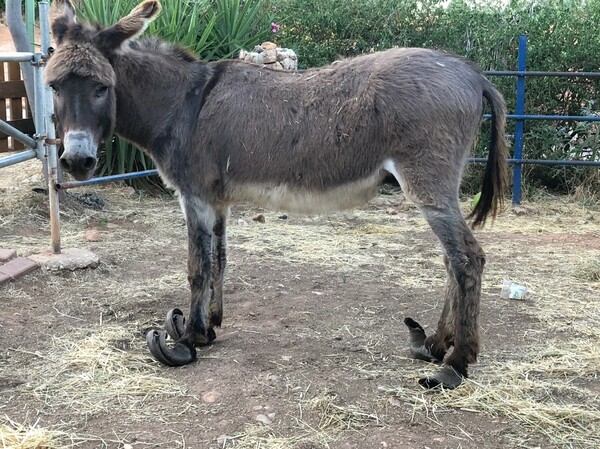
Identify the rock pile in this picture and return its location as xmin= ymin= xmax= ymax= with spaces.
xmin=239 ymin=42 xmax=297 ymax=71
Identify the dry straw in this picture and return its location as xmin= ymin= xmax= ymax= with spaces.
xmin=218 ymin=393 xmax=380 ymax=449
xmin=16 ymin=325 xmax=186 ymax=418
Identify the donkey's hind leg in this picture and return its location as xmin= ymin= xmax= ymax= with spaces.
xmin=405 ymin=254 xmax=459 ymax=362
xmin=415 ymin=203 xmax=485 ymax=389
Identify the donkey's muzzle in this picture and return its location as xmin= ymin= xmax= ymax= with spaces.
xmin=60 ymin=131 xmax=98 ymax=180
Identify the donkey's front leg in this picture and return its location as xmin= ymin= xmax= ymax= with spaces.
xmin=146 ymin=196 xmax=217 ymax=366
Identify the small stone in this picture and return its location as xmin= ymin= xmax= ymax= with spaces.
xmin=388 ymin=396 xmax=402 ymax=407
xmin=278 ymin=215 xmax=288 ymax=220
xmin=252 ymin=405 xmax=264 ymax=411
xmin=124 ymin=186 xmax=137 ymax=197
xmin=281 ymin=57 xmax=297 ymax=70
xmin=132 ymin=291 xmax=151 ymax=298
xmin=239 ymin=50 xmax=247 ymax=59
xmin=514 ymin=204 xmax=538 ymax=216
xmin=386 ymin=207 xmax=399 ymax=215
xmin=249 ymin=52 xmax=265 ymax=65
xmin=261 ymin=41 xmax=277 ymax=51
xmin=252 ymin=214 xmax=266 ymax=223
xmin=237 ymin=219 xmax=249 ymax=226
xmin=267 ymin=412 xmax=276 ymax=419
xmin=256 ymin=414 xmax=272 ymax=425
xmin=272 ymin=61 xmax=284 ymax=70
xmin=85 ymin=229 xmax=101 ymax=242
xmin=123 ymin=444 xmax=133 ymax=449
xmin=202 ymin=391 xmax=221 ymax=403
xmin=262 ymin=49 xmax=277 ymax=64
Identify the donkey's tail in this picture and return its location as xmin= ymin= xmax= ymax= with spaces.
xmin=468 ymin=80 xmax=509 ymax=228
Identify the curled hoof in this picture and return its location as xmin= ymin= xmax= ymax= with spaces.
xmin=146 ymin=329 xmax=196 ymax=366
xmin=165 ymin=308 xmax=185 ymax=341
xmin=419 ymin=364 xmax=464 ymax=390
xmin=404 ymin=317 xmax=442 ymax=363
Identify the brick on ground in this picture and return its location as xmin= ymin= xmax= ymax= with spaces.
xmin=0 ymin=257 xmax=39 ymax=285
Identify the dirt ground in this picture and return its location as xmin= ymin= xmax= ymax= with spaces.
xmin=1 ymin=159 xmax=599 ymax=449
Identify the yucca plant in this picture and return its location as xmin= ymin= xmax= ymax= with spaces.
xmin=77 ymin=0 xmax=274 ymax=192
xmin=210 ymin=0 xmax=274 ymax=59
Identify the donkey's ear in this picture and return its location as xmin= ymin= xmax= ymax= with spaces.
xmin=51 ymin=0 xmax=77 ymax=45
xmin=95 ymin=0 xmax=162 ymax=52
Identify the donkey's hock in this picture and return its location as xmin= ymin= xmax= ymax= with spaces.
xmin=45 ymin=0 xmax=509 ymax=389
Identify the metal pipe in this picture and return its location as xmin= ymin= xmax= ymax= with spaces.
xmin=486 ymin=70 xmax=600 ymax=78
xmin=39 ymin=0 xmax=61 ymax=255
xmin=0 ymin=150 xmax=37 ymax=168
xmin=512 ymin=35 xmax=527 ymax=205
xmin=468 ymin=158 xmax=600 ymax=167
xmin=0 ymin=52 xmax=35 ymax=62
xmin=483 ymin=114 xmax=600 ymax=122
xmin=56 ymin=169 xmax=159 ymax=190
xmin=0 ymin=119 xmax=37 ymax=149
xmin=40 ymin=1 xmax=52 ymax=57
xmin=26 ymin=0 xmax=35 ymax=53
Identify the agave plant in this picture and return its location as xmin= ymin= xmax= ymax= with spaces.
xmin=77 ymin=0 xmax=274 ymax=191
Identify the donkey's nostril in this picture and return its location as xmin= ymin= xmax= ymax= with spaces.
xmin=83 ymin=157 xmax=96 ymax=170
xmin=60 ymin=158 xmax=71 ymax=171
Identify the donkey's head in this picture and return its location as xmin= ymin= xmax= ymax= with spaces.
xmin=45 ymin=0 xmax=161 ymax=180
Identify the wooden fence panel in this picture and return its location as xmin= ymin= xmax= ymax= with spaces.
xmin=0 ymin=61 xmax=34 ymax=153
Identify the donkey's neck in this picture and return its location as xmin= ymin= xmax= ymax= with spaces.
xmin=111 ymin=44 xmax=213 ymax=163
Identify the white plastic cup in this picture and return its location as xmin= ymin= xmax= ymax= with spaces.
xmin=500 ymin=280 xmax=528 ymax=300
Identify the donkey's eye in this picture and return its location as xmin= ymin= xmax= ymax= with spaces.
xmin=49 ymin=84 xmax=60 ymax=96
xmin=95 ymin=85 xmax=109 ymax=98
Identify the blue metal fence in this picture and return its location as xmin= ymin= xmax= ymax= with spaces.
xmin=478 ymin=35 xmax=600 ymax=204
xmin=57 ymin=35 xmax=600 ymax=204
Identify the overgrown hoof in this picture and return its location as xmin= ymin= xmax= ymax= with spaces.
xmin=164 ymin=309 xmax=217 ymax=345
xmin=165 ymin=308 xmax=185 ymax=341
xmin=418 ymin=364 xmax=464 ymax=390
xmin=146 ymin=329 xmax=197 ymax=366
xmin=404 ymin=317 xmax=442 ymax=363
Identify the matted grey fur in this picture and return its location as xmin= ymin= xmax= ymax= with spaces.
xmin=46 ymin=0 xmax=509 ymax=389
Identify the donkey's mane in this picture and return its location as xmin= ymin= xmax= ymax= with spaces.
xmin=127 ymin=37 xmax=198 ymax=63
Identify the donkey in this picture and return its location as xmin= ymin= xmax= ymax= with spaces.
xmin=45 ymin=0 xmax=508 ymax=389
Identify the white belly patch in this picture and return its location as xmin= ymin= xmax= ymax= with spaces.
xmin=229 ymin=159 xmax=401 ymax=214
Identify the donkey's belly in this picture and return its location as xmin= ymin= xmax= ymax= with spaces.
xmin=229 ymin=168 xmax=388 ymax=214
